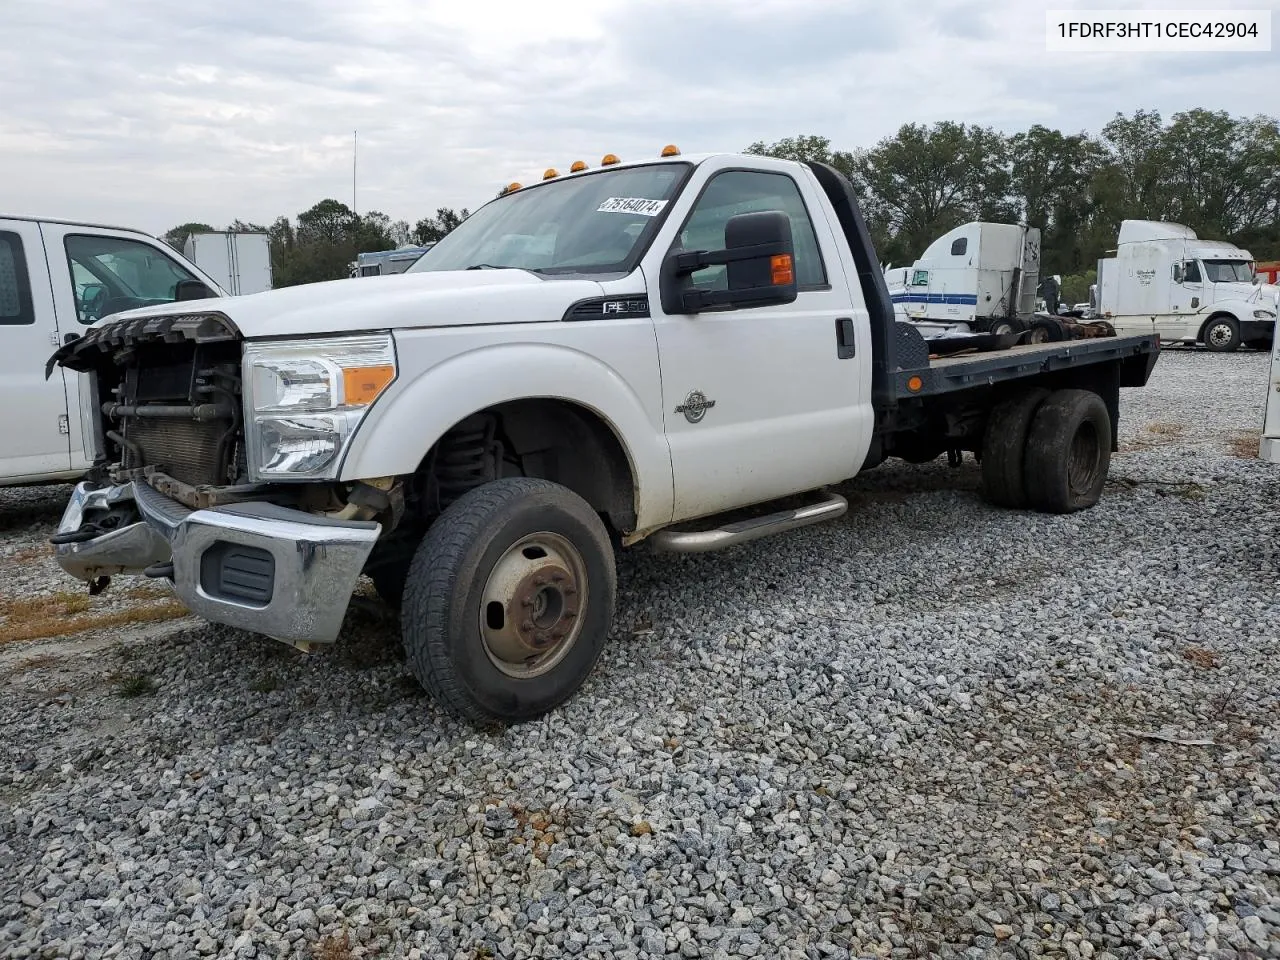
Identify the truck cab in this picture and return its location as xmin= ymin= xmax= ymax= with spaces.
xmin=1097 ymin=220 xmax=1276 ymax=352
xmin=0 ymin=216 xmax=224 ymax=486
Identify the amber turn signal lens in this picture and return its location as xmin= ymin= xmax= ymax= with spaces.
xmin=770 ymin=254 xmax=794 ymax=286
xmin=907 ymin=375 xmax=923 ymax=393
xmin=343 ymin=365 xmax=396 ymax=406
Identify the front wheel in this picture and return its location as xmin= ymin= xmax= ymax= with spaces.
xmin=1203 ymin=316 xmax=1241 ymax=353
xmin=400 ymin=477 xmax=617 ymax=725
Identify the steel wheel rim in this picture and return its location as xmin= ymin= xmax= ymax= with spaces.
xmin=1067 ymin=420 xmax=1101 ymax=497
xmin=478 ymin=531 xmax=588 ymax=679
xmin=1208 ymin=323 xmax=1232 ymax=347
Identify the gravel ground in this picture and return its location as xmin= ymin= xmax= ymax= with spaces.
xmin=2 ymin=349 xmax=1278 ymax=960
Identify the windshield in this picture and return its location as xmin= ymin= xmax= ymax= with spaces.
xmin=1202 ymin=260 xmax=1253 ymax=283
xmin=409 ymin=163 xmax=690 ymax=275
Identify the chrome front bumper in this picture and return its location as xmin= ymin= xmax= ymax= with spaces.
xmin=53 ymin=481 xmax=382 ymax=646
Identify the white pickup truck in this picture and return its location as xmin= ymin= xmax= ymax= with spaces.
xmin=1 ymin=216 xmax=224 ymax=487
xmin=47 ymin=150 xmax=1160 ymax=726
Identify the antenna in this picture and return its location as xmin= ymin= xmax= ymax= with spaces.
xmin=353 ymin=130 xmax=358 ymax=216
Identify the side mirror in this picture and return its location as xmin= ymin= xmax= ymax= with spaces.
xmin=175 ymin=279 xmax=216 ymax=301
xmin=660 ymin=210 xmax=798 ymax=315
xmin=1172 ymin=264 xmax=1184 ymax=284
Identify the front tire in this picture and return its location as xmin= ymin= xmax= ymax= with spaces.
xmin=1203 ymin=316 xmax=1241 ymax=352
xmin=1023 ymin=389 xmax=1112 ymax=513
xmin=400 ymin=477 xmax=616 ymax=725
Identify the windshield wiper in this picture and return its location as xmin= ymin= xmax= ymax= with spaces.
xmin=465 ymin=263 xmax=514 ymax=270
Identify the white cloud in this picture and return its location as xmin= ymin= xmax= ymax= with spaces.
xmin=1 ymin=0 xmax=1274 ymax=235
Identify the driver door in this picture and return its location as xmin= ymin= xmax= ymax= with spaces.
xmin=1165 ymin=259 xmax=1202 ymax=340
xmin=646 ymin=166 xmax=871 ymax=522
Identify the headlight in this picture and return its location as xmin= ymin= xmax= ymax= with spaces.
xmin=242 ymin=333 xmax=396 ymax=480
xmin=1254 ymin=310 xmax=1276 ymax=320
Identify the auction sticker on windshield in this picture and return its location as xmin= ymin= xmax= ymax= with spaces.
xmin=597 ymin=198 xmax=668 ymax=216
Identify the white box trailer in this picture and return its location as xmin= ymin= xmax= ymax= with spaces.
xmin=182 ymin=232 xmax=272 ymax=296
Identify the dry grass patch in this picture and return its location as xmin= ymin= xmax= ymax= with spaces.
xmin=1182 ymin=647 xmax=1221 ymax=669
xmin=1228 ymin=429 xmax=1261 ymax=459
xmin=1145 ymin=421 xmax=1185 ymax=437
xmin=0 ymin=589 xmax=189 ymax=644
xmin=311 ymin=930 xmax=355 ymax=960
xmin=3 ymin=544 xmax=52 ymax=564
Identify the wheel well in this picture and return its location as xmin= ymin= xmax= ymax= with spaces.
xmin=410 ymin=399 xmax=637 ymax=533
xmin=1199 ymin=312 xmax=1239 ymax=341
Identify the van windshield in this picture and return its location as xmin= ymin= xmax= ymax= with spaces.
xmin=408 ymin=164 xmax=690 ymax=276
xmin=1202 ymin=260 xmax=1253 ymax=283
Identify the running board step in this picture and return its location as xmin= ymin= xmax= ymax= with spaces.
xmin=649 ymin=491 xmax=848 ymax=554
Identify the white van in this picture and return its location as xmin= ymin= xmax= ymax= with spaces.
xmin=1 ymin=216 xmax=224 ymax=487
xmin=1096 ymin=220 xmax=1276 ymax=352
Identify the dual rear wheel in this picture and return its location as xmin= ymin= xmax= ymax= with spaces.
xmin=981 ymin=388 xmax=1112 ymax=513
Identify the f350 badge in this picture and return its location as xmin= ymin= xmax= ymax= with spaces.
xmin=675 ymin=390 xmax=716 ymax=424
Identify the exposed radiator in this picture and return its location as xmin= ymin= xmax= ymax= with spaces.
xmin=123 ymin=418 xmax=229 ymax=487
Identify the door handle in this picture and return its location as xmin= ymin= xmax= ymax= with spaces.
xmin=835 ymin=317 xmax=855 ymax=359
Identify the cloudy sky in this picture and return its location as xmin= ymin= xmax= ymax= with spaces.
xmin=2 ymin=0 xmax=1274 ymax=235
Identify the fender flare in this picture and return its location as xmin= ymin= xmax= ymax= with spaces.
xmin=338 ymin=341 xmax=674 ymax=531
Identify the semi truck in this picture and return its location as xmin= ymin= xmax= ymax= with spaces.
xmin=1095 ymin=220 xmax=1276 ymax=352
xmin=883 ymin=222 xmax=1042 ymax=336
xmin=46 ymin=148 xmax=1160 ymax=726
xmin=0 ymin=215 xmax=224 ymax=487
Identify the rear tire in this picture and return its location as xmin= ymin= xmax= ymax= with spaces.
xmin=988 ymin=317 xmax=1025 ymax=337
xmin=980 ymin=388 xmax=1051 ymax=508
xmin=400 ymin=477 xmax=616 ymax=726
xmin=1202 ymin=316 xmax=1241 ymax=352
xmin=1023 ymin=389 xmax=1112 ymax=514
xmin=1027 ymin=317 xmax=1065 ymax=344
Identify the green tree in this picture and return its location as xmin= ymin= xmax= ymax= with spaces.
xmin=744 ymin=134 xmax=859 ymax=181
xmin=413 ymin=207 xmax=470 ymax=244
xmin=160 ymin=222 xmax=215 ymax=251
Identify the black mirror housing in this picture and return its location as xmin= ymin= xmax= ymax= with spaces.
xmin=661 ymin=210 xmax=799 ymax=314
xmin=175 ymin=279 xmax=216 ymax=301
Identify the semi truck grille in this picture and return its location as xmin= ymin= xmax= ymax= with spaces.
xmin=123 ymin=418 xmax=230 ymax=488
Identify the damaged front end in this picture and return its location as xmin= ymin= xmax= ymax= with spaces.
xmin=47 ymin=312 xmax=388 ymax=648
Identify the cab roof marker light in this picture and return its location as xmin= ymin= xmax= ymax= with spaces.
xmin=601 ymin=153 xmax=620 ymax=166
xmin=661 ymin=144 xmax=680 ymax=156
xmin=543 ymin=168 xmax=559 ymax=180
xmin=570 ymin=160 xmax=587 ymax=172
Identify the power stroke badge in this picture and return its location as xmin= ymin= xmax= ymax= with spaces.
xmin=675 ymin=390 xmax=716 ymax=424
